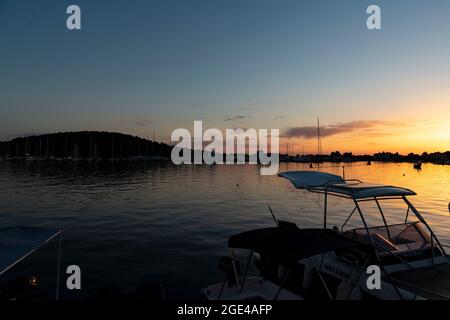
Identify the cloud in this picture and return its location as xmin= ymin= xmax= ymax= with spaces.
xmin=275 ymin=115 xmax=286 ymax=120
xmin=190 ymin=104 xmax=206 ymax=109
xmin=224 ymin=115 xmax=253 ymax=122
xmin=284 ymin=120 xmax=390 ymax=139
xmin=240 ymin=101 xmax=258 ymax=111
xmin=131 ymin=119 xmax=152 ymax=127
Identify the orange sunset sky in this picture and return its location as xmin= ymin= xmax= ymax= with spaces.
xmin=1 ymin=1 xmax=449 ymax=155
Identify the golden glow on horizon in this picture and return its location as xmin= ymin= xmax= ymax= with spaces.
xmin=282 ymin=118 xmax=449 ymax=155
xmin=103 ymin=97 xmax=450 ymax=155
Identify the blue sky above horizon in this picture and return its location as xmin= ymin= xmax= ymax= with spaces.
xmin=0 ymin=0 xmax=449 ymax=154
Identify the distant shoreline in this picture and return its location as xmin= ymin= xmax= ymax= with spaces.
xmin=279 ymin=152 xmax=450 ymax=166
xmin=0 ymin=156 xmax=448 ymax=167
xmin=0 ymin=131 xmax=172 ymax=161
xmin=0 ymin=131 xmax=449 ymax=166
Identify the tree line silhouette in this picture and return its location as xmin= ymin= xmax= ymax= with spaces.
xmin=0 ymin=131 xmax=172 ymax=160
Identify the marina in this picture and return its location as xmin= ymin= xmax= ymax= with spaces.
xmin=1 ymin=0 xmax=450 ymax=308
xmin=0 ymin=161 xmax=448 ymax=299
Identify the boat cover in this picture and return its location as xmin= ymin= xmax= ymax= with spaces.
xmin=278 ymin=171 xmax=416 ymax=199
xmin=229 ymin=227 xmax=371 ymax=267
xmin=278 ymin=171 xmax=344 ymax=189
xmin=0 ymin=226 xmax=61 ymax=275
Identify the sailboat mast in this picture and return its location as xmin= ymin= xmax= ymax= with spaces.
xmin=317 ymin=118 xmax=320 ymax=155
xmin=111 ymin=135 xmax=114 ymax=159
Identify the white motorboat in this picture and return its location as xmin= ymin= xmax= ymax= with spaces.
xmin=203 ymin=171 xmax=450 ymax=300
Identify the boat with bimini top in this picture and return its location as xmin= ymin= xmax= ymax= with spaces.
xmin=203 ymin=171 xmax=450 ymax=300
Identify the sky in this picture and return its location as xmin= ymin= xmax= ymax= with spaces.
xmin=0 ymin=0 xmax=449 ymax=154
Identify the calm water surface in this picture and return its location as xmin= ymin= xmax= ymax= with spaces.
xmin=0 ymin=161 xmax=449 ymax=299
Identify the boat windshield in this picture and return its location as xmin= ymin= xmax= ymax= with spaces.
xmin=343 ymin=222 xmax=440 ymax=258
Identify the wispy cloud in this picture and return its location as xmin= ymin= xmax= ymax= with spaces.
xmin=284 ymin=120 xmax=395 ymax=139
xmin=275 ymin=115 xmax=286 ymax=120
xmin=224 ymin=115 xmax=253 ymax=122
xmin=189 ymin=104 xmax=206 ymax=109
xmin=131 ymin=119 xmax=153 ymax=127
xmin=239 ymin=100 xmax=259 ymax=111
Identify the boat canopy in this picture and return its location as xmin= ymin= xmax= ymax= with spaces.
xmin=0 ymin=226 xmax=61 ymax=276
xmin=278 ymin=171 xmax=416 ymax=199
xmin=278 ymin=171 xmax=344 ymax=189
xmin=228 ymin=227 xmax=371 ymax=267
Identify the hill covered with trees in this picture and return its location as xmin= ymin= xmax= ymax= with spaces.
xmin=0 ymin=131 xmax=172 ymax=161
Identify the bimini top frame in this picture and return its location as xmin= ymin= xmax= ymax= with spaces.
xmin=278 ymin=171 xmax=447 ymax=262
